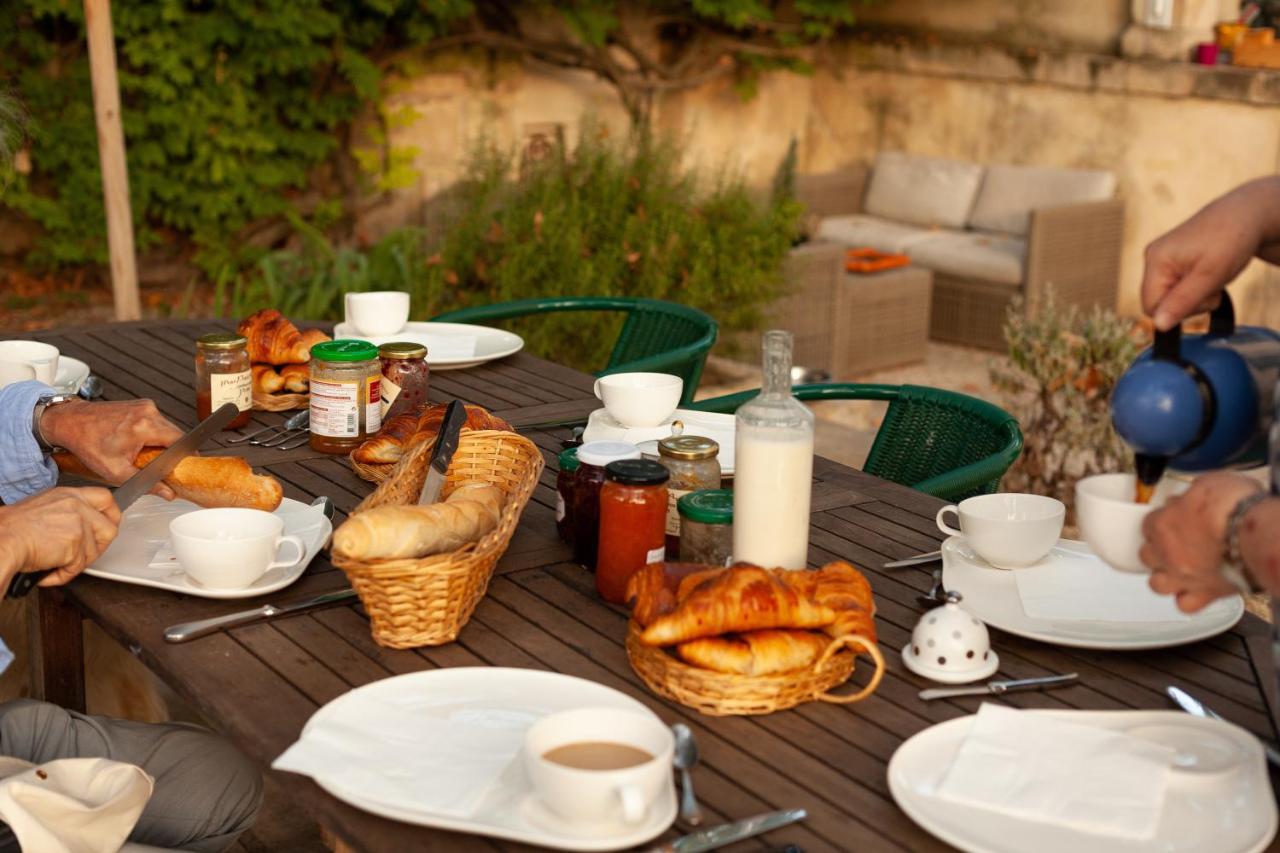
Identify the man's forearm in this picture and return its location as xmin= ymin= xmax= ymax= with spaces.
xmin=1239 ymin=498 xmax=1280 ymax=591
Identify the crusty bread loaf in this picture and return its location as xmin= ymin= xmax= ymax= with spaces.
xmin=676 ymin=630 xmax=830 ymax=676
xmin=54 ymin=449 xmax=283 ymax=512
xmin=331 ymin=483 xmax=504 ymax=561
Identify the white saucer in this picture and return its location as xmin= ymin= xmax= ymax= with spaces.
xmin=332 ymin=321 xmax=522 ymax=370
xmin=582 ymin=408 xmax=737 ymax=475
xmin=519 ymin=786 xmax=677 ymax=843
xmin=53 ymin=356 xmax=90 ymax=395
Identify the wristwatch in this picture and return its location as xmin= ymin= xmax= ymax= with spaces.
xmin=31 ymin=393 xmax=78 ymax=454
xmin=1225 ymin=489 xmax=1271 ymax=592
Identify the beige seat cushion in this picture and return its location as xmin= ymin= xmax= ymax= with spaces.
xmin=814 ymin=214 xmax=941 ymax=254
xmin=969 ymin=164 xmax=1116 ymax=236
xmin=907 ymin=231 xmax=1026 ymax=286
xmin=863 ymin=152 xmax=985 ymax=230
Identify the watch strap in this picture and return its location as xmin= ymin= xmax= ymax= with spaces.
xmin=1225 ymin=489 xmax=1270 ymax=590
xmin=32 ymin=394 xmax=76 ymax=454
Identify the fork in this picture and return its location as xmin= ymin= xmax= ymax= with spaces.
xmin=227 ymin=409 xmax=308 ymax=445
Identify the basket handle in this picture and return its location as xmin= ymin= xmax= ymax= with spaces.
xmin=815 ymin=634 xmax=885 ymax=705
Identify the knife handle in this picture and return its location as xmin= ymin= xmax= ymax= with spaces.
xmin=164 ymin=607 xmax=271 ymax=643
xmin=6 ymin=570 xmax=51 ymax=600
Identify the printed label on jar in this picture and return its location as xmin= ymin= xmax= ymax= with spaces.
xmin=645 ymin=545 xmax=665 ymax=566
xmin=380 ymin=375 xmax=401 ymax=418
xmin=366 ymin=377 xmax=382 ymax=434
xmin=665 ymin=489 xmax=692 ymax=537
xmin=310 ymin=378 xmax=359 ymax=438
xmin=211 ymin=370 xmax=251 ymax=412
xmin=555 ymin=492 xmax=566 ymax=522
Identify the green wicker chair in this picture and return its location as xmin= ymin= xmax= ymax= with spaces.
xmin=432 ymin=297 xmax=717 ymax=404
xmin=689 ymin=383 xmax=1023 ymax=502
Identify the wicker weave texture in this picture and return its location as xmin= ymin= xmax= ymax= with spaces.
xmin=928 ymin=274 xmax=1018 ymax=350
xmin=769 ymin=243 xmax=845 ymax=369
xmin=252 ymin=391 xmax=307 ymax=412
xmin=834 ymin=265 xmax=932 ymax=375
xmin=795 ymin=168 xmax=868 ymax=219
xmin=331 ymin=430 xmax=544 ymax=649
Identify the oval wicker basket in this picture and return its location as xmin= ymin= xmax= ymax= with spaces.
xmin=626 ymin=622 xmax=885 ymax=716
xmin=350 ymin=454 xmax=394 ymax=483
xmin=331 ymin=429 xmax=544 ymax=649
xmin=252 ymin=390 xmax=308 ymax=412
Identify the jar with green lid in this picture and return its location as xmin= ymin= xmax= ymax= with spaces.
xmin=678 ymin=489 xmax=734 ymax=567
xmin=309 ymin=340 xmax=382 ymax=453
xmin=657 ymin=435 xmax=721 ymax=558
xmin=555 ymin=446 xmax=580 ymax=545
xmin=195 ymin=333 xmax=252 ymax=430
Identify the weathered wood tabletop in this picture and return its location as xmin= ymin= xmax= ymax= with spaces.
xmin=17 ymin=319 xmax=1280 ymax=853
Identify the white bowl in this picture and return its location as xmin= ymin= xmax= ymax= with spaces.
xmin=1075 ymin=473 xmax=1188 ymax=573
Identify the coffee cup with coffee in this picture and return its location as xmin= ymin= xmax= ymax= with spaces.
xmin=345 ymin=291 xmax=411 ymax=337
xmin=593 ymin=373 xmax=683 ymax=429
xmin=1076 ymin=473 xmax=1188 ymax=573
xmin=936 ymin=493 xmax=1065 ymax=569
xmin=0 ymin=340 xmax=59 ymax=388
xmin=170 ymin=508 xmax=306 ymax=590
xmin=523 ymin=706 xmax=673 ymax=827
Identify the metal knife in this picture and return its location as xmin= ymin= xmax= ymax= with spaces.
xmin=418 ymin=399 xmax=467 ymax=504
xmin=7 ymin=402 xmax=241 ymax=599
xmin=164 ymin=587 xmax=358 ymax=643
xmin=918 ymin=673 xmax=1079 ymax=701
xmin=1167 ymin=686 xmax=1280 ymax=768
xmin=648 ymin=808 xmax=807 ymax=853
xmin=883 ymin=550 xmax=942 ymax=569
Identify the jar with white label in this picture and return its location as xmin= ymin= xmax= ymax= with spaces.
xmin=309 ymin=340 xmax=382 ymax=453
xmin=656 ymin=435 xmax=721 ymax=559
xmin=195 ymin=333 xmax=252 ymax=430
xmin=596 ymin=459 xmax=669 ymax=605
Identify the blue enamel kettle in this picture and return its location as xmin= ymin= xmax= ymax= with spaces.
xmin=1111 ymin=293 xmax=1280 ymax=486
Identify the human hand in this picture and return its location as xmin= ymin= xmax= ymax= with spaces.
xmin=40 ymin=400 xmax=183 ymax=499
xmin=0 ymin=487 xmax=122 ymax=588
xmin=1139 ymin=472 xmax=1264 ymax=612
xmin=1141 ymin=176 xmax=1280 ymax=331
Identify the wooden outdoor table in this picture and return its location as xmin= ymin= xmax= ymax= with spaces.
xmin=12 ymin=319 xmax=1280 ymax=853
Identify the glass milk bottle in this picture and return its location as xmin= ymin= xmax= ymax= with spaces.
xmin=733 ymin=330 xmax=814 ymax=569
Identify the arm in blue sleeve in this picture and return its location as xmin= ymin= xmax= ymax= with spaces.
xmin=0 ymin=380 xmax=57 ymax=504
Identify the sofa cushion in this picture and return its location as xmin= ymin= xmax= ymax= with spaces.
xmin=863 ymin=152 xmax=985 ymax=230
xmin=815 ymin=214 xmax=941 ymax=254
xmin=907 ymin=231 xmax=1026 ymax=286
xmin=969 ymin=164 xmax=1116 ymax=236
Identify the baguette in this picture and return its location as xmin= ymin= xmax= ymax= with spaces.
xmin=331 ymin=484 xmax=503 ymax=561
xmin=53 ymin=450 xmax=284 ymax=512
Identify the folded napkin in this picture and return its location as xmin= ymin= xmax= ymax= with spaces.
xmin=425 ymin=335 xmax=478 ymax=360
xmin=0 ymin=756 xmax=153 ymax=853
xmin=1014 ymin=554 xmax=1190 ymax=622
xmin=273 ymin=693 xmax=525 ymax=819
xmin=936 ymin=704 xmax=1174 ymax=840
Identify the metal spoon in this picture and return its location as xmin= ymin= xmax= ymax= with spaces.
xmin=671 ymin=723 xmax=704 ymax=826
xmin=77 ymin=375 xmax=103 ymax=400
xmin=917 ymin=566 xmax=946 ymax=609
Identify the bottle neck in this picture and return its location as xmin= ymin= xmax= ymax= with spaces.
xmin=761 ymin=330 xmax=793 ymax=399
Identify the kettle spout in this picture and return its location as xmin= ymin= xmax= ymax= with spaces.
xmin=1134 ymin=453 xmax=1168 ymax=488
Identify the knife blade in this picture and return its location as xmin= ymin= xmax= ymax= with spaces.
xmin=164 ymin=588 xmax=358 ymax=643
xmin=918 ymin=673 xmax=1079 ymax=701
xmin=6 ymin=402 xmax=241 ymax=600
xmin=649 ymin=808 xmax=807 ymax=853
xmin=418 ymin=399 xmax=467 ymax=505
xmin=883 ymin=550 xmax=942 ymax=569
xmin=1167 ymin=685 xmax=1280 ymax=768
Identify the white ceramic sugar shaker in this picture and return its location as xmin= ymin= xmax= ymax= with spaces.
xmin=901 ymin=591 xmax=1000 ymax=684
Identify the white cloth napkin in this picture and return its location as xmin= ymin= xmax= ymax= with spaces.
xmin=272 ymin=693 xmax=525 ymax=819
xmin=425 ymin=335 xmax=478 ymax=359
xmin=1013 ymin=554 xmax=1190 ymax=622
xmin=0 ymin=756 xmax=153 ymax=853
xmin=935 ymin=704 xmax=1174 ymax=840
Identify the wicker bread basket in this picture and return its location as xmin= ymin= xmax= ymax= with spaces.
xmin=626 ymin=622 xmax=885 ymax=716
xmin=331 ymin=429 xmax=544 ymax=649
xmin=252 ymin=390 xmax=308 ymax=412
xmin=350 ymin=454 xmax=394 ymax=483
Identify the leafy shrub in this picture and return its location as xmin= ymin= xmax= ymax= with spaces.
xmin=990 ymin=292 xmax=1146 ymax=518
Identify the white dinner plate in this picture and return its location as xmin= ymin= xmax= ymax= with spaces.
xmin=53 ymin=356 xmax=90 ymax=395
xmin=332 ymin=321 xmax=523 ymax=370
xmin=583 ymin=409 xmax=737 ymax=476
xmin=295 ymin=668 xmax=676 ymax=851
xmin=889 ymin=709 xmax=1277 ymax=853
xmin=942 ymin=537 xmax=1242 ymax=650
xmin=85 ymin=496 xmax=331 ymax=600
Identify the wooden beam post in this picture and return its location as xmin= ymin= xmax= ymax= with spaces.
xmin=84 ymin=0 xmax=141 ymax=322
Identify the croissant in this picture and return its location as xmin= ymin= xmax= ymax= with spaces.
xmin=405 ymin=404 xmax=513 ymax=450
xmin=676 ymin=629 xmax=830 ymax=676
xmin=251 ymin=364 xmax=285 ymax=395
xmin=331 ymin=483 xmax=503 ymax=560
xmin=351 ymin=403 xmax=513 ymax=465
xmin=53 ymin=450 xmax=283 ymax=512
xmin=238 ymin=309 xmax=330 ymax=365
xmin=639 ymin=566 xmax=837 ymax=646
xmin=779 ymin=562 xmax=877 ymax=642
xmin=279 ymin=363 xmax=310 ymax=393
xmin=626 ymin=562 xmax=725 ymax=628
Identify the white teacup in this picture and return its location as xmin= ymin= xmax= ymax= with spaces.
xmin=170 ymin=509 xmax=305 ymax=590
xmin=593 ymin=372 xmax=683 ymax=428
xmin=1076 ymin=473 xmax=1189 ymax=573
xmin=937 ymin=493 xmax=1065 ymax=569
xmin=0 ymin=340 xmax=59 ymax=387
xmin=345 ymin=291 xmax=411 ymax=337
xmin=523 ymin=707 xmax=674 ymax=826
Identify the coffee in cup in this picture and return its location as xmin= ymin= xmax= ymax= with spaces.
xmin=936 ymin=493 xmax=1065 ymax=569
xmin=593 ymin=372 xmax=683 ymax=428
xmin=345 ymin=291 xmax=411 ymax=337
xmin=0 ymin=340 xmax=59 ymax=388
xmin=523 ymin=707 xmax=673 ymax=826
xmin=170 ymin=508 xmax=305 ymax=589
xmin=1076 ymin=473 xmax=1188 ymax=573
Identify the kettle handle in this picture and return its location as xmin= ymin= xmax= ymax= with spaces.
xmin=1151 ymin=291 xmax=1236 ymax=361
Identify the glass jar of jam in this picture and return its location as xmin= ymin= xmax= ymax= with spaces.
xmin=657 ymin=435 xmax=721 ymax=558
xmin=309 ymin=340 xmax=381 ymax=454
xmin=597 ymin=459 xmax=670 ymax=605
xmin=572 ymin=441 xmax=641 ymax=570
xmin=678 ymin=489 xmax=734 ymax=567
xmin=194 ymin=333 xmax=252 ymax=430
xmin=556 ymin=446 xmax=580 ymax=545
xmin=379 ymin=342 xmax=429 ymax=420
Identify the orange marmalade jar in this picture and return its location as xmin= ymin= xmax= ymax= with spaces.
xmin=596 ymin=459 xmax=669 ymax=604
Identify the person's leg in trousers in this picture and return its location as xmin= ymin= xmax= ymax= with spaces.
xmin=0 ymin=698 xmax=262 ymax=852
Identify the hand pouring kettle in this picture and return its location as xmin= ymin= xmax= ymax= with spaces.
xmin=1111 ymin=293 xmax=1280 ymax=487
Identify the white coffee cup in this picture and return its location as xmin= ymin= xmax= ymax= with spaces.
xmin=936 ymin=493 xmax=1065 ymax=569
xmin=0 ymin=340 xmax=59 ymax=387
xmin=523 ymin=707 xmax=674 ymax=826
xmin=1076 ymin=473 xmax=1189 ymax=573
xmin=345 ymin=291 xmax=411 ymax=337
xmin=170 ymin=509 xmax=305 ymax=590
xmin=593 ymin=372 xmax=683 ymax=428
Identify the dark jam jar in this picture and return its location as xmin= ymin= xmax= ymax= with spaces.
xmin=597 ymin=459 xmax=670 ymax=605
xmin=571 ymin=441 xmax=641 ymax=570
xmin=378 ymin=342 xmax=429 ymax=420
xmin=555 ymin=446 xmax=580 ymax=545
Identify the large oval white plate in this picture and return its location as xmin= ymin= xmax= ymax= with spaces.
xmin=300 ymin=668 xmax=676 ymax=851
xmin=888 ymin=709 xmax=1277 ymax=853
xmin=332 ymin=321 xmax=523 ymax=370
xmin=85 ymin=496 xmax=331 ymax=600
xmin=942 ymin=537 xmax=1243 ymax=650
